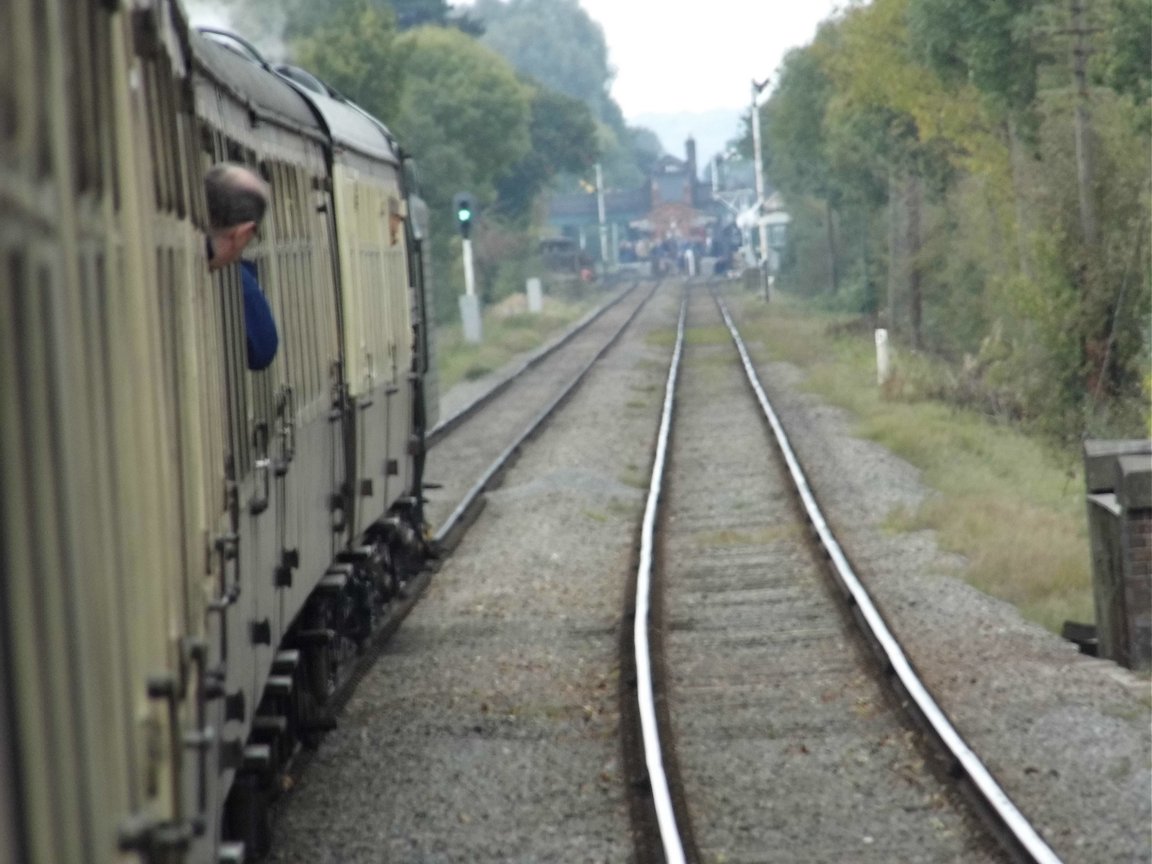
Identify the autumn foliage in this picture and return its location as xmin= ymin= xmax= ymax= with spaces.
xmin=760 ymin=0 xmax=1151 ymax=444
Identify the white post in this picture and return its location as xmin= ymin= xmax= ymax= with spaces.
xmin=462 ymin=237 xmax=475 ymax=297
xmin=875 ymin=328 xmax=891 ymax=385
xmin=460 ymin=237 xmax=481 ymax=343
xmin=526 ymin=277 xmax=543 ymax=313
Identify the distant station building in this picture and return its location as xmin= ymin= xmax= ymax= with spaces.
xmin=544 ymin=137 xmax=761 ymax=277
xmin=642 ymin=141 xmax=711 ymax=239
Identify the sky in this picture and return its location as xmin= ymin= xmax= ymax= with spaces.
xmin=184 ymin=0 xmax=846 ymax=162
xmin=575 ymin=0 xmax=844 ymax=118
xmin=573 ymin=0 xmax=845 ymax=161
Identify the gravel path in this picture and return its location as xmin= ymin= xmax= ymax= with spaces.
xmin=269 ymin=279 xmax=1149 ymax=864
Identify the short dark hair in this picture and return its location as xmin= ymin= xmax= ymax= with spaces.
xmin=204 ymin=163 xmax=269 ymax=229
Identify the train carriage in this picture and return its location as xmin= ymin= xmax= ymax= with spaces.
xmin=188 ymin=30 xmax=343 ymax=860
xmin=2 ymin=0 xmax=202 ymax=861
xmin=1 ymin=1 xmax=438 ymax=861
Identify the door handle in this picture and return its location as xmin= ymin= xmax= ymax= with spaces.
xmin=249 ymin=421 xmax=271 ymax=515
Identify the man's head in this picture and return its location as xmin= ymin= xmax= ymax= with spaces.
xmin=205 ymin=163 xmax=270 ymax=270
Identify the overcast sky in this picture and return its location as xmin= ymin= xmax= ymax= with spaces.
xmin=186 ymin=1 xmax=843 ymax=115
xmin=184 ymin=0 xmax=847 ymax=160
xmin=577 ymin=0 xmax=845 ymax=118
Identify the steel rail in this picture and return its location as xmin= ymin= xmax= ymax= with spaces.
xmin=715 ymin=291 xmax=1063 ymax=864
xmin=426 ymin=281 xmax=639 ymax=447
xmin=282 ymin=285 xmax=655 ymax=816
xmin=432 ymin=280 xmax=660 ymax=550
xmin=632 ymin=293 xmax=689 ymax=864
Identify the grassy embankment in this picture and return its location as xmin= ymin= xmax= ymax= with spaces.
xmin=434 ymin=289 xmax=604 ymax=391
xmin=732 ymin=291 xmax=1095 ymax=635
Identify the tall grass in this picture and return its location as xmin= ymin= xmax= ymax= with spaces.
xmin=732 ymin=291 xmax=1095 ymax=634
xmin=435 ymin=293 xmax=602 ymax=391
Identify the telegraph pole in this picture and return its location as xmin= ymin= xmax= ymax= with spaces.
xmin=751 ymin=78 xmax=770 ymax=299
xmin=596 ymin=162 xmax=609 ymax=273
xmin=1069 ymin=0 xmax=1098 ymax=247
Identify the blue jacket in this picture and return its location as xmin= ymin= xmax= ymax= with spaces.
xmin=240 ymin=260 xmax=279 ymax=371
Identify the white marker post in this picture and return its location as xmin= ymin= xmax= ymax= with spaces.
xmin=875 ymin=328 xmax=891 ymax=386
xmin=526 ymin=277 xmax=543 ymax=314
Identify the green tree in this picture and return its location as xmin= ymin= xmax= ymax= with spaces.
xmin=393 ymin=0 xmax=451 ymax=27
xmin=762 ymin=42 xmax=843 ymax=296
xmin=908 ymin=0 xmax=1048 ymax=288
xmin=470 ymin=0 xmax=661 ymax=191
xmin=762 ymin=0 xmax=1150 ymax=442
xmin=824 ymin=0 xmax=989 ymax=346
xmin=1099 ymin=0 xmax=1152 ymax=111
xmin=392 ymin=26 xmax=533 ymax=318
xmin=388 ymin=0 xmax=486 ymax=34
xmin=763 ymin=46 xmax=834 ymax=205
xmin=210 ymin=0 xmax=389 ymax=56
xmin=473 ymin=0 xmax=616 ymax=128
xmin=395 ymin=26 xmax=532 ymax=198
xmin=290 ymin=0 xmax=407 ymax=122
xmin=907 ymin=0 xmax=1040 ymax=117
xmin=497 ymin=86 xmax=599 ymax=220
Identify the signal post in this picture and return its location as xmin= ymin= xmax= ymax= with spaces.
xmin=454 ymin=191 xmax=482 ymax=343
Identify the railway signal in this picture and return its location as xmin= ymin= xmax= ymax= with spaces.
xmin=453 ymin=191 xmax=481 ymax=343
xmin=453 ymin=191 xmax=473 ymax=238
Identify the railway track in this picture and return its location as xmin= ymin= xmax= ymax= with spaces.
xmin=268 ymin=280 xmax=659 ymax=847
xmin=423 ymin=280 xmax=656 ymax=549
xmin=266 ymin=278 xmax=1143 ymax=864
xmin=622 ymin=284 xmax=1062 ymax=863
xmin=270 ymin=278 xmax=680 ymax=862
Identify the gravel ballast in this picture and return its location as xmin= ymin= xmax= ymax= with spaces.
xmin=661 ymin=288 xmax=1003 ymax=863
xmin=270 ymin=280 xmax=1150 ymax=864
xmin=723 ymin=288 xmax=1150 ymax=864
xmin=271 ymin=287 xmax=681 ymax=862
